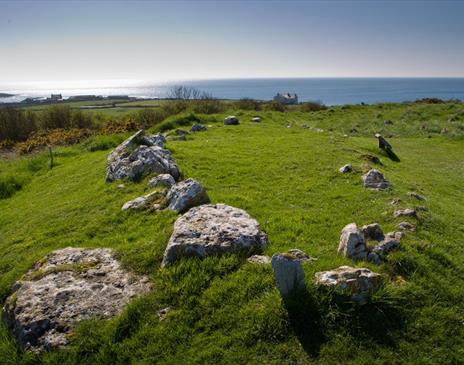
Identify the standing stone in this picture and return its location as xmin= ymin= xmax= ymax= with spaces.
xmin=2 ymin=248 xmax=151 ymax=352
xmin=271 ymin=253 xmax=306 ymax=297
xmin=224 ymin=116 xmax=239 ymax=125
xmin=338 ymin=223 xmax=367 ymax=260
xmin=161 ymin=204 xmax=268 ymax=267
xmin=362 ymin=169 xmax=391 ymax=189
xmin=166 ymin=178 xmax=210 ymax=213
xmin=339 ymin=164 xmax=353 ymax=173
xmin=315 ymin=266 xmax=381 ymax=303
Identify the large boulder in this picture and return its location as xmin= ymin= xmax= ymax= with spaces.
xmin=3 ymin=248 xmax=151 ymax=352
xmin=166 ymin=178 xmax=210 ymax=213
xmin=362 ymin=169 xmax=391 ymax=189
xmin=161 ymin=204 xmax=268 ymax=267
xmin=338 ymin=223 xmax=367 ymax=260
xmin=315 ymin=266 xmax=381 ymax=303
xmin=106 ymin=130 xmax=180 ymax=182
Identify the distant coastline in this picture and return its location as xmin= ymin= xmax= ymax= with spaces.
xmin=1 ymin=77 xmax=464 ymax=105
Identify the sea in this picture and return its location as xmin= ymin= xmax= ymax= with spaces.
xmin=1 ymin=78 xmax=464 ymax=105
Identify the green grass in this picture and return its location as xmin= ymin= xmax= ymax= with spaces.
xmin=0 ymin=106 xmax=463 ymax=364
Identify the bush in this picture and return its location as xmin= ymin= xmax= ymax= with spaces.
xmin=0 ymin=108 xmax=37 ymax=142
xmin=264 ymin=101 xmax=287 ymax=112
xmin=156 ymin=113 xmax=202 ymax=133
xmin=191 ymin=99 xmax=225 ymax=114
xmin=16 ymin=129 xmax=91 ymax=154
xmin=234 ymin=98 xmax=262 ymax=111
xmin=300 ymin=101 xmax=327 ymax=112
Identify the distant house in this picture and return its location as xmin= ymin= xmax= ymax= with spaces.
xmin=50 ymin=93 xmax=62 ymax=101
xmin=274 ymin=92 xmax=298 ymax=105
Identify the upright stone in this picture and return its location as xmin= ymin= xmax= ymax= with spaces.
xmin=362 ymin=169 xmax=391 ymax=189
xmin=338 ymin=223 xmax=367 ymax=260
xmin=271 ymin=253 xmax=306 ymax=297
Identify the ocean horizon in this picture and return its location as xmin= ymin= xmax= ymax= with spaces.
xmin=1 ymin=77 xmax=464 ymax=105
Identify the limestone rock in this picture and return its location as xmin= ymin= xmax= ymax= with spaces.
xmin=251 ymin=117 xmax=261 ymax=123
xmin=339 ymin=164 xmax=353 ymax=173
xmin=408 ymin=191 xmax=426 ymax=201
xmin=224 ymin=116 xmax=239 ymax=125
xmin=271 ymin=253 xmax=306 ymax=297
xmin=362 ymin=169 xmax=391 ymax=189
xmin=148 ymin=174 xmax=176 ymax=189
xmin=361 ymin=223 xmax=384 ymax=241
xmin=106 ymin=130 xmax=180 ymax=182
xmin=315 ymin=266 xmax=381 ymax=303
xmin=161 ymin=204 xmax=268 ymax=267
xmin=166 ymin=178 xmax=210 ymax=213
xmin=2 ymin=248 xmax=151 ymax=352
xmin=190 ymin=123 xmax=207 ymax=132
xmin=121 ymin=191 xmax=165 ymax=211
xmin=247 ymin=255 xmax=271 ymax=264
xmin=394 ymin=208 xmax=417 ymax=218
xmin=338 ymin=223 xmax=367 ymax=260
xmin=398 ymin=221 xmax=416 ymax=231
xmin=372 ymin=232 xmax=401 ymax=256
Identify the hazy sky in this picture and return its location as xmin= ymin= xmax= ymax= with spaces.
xmin=1 ymin=0 xmax=464 ymax=87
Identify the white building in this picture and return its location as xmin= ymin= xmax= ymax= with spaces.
xmin=273 ymin=92 xmax=298 ymax=105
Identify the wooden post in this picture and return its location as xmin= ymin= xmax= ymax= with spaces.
xmin=48 ymin=146 xmax=54 ymax=169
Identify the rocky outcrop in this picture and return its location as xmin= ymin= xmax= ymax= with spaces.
xmin=148 ymin=174 xmax=176 ymax=189
xmin=394 ymin=208 xmax=417 ymax=218
xmin=338 ymin=223 xmax=367 ymax=260
xmin=166 ymin=178 xmax=210 ymax=213
xmin=3 ymin=248 xmax=151 ymax=352
xmin=339 ymin=164 xmax=353 ymax=173
xmin=161 ymin=204 xmax=268 ymax=267
xmin=362 ymin=169 xmax=391 ymax=189
xmin=190 ymin=123 xmax=207 ymax=132
xmin=315 ymin=266 xmax=381 ymax=303
xmin=106 ymin=130 xmax=180 ymax=182
xmin=224 ymin=116 xmax=239 ymax=125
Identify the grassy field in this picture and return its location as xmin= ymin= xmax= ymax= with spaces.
xmin=0 ymin=106 xmax=463 ymax=364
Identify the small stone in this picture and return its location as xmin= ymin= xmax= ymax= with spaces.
xmin=117 ymin=184 xmax=125 ymax=189
xmin=394 ymin=208 xmax=417 ymax=218
xmin=338 ymin=223 xmax=367 ymax=260
xmin=315 ymin=266 xmax=381 ymax=303
xmin=339 ymin=164 xmax=353 ymax=173
xmin=407 ymin=192 xmax=426 ymax=201
xmin=190 ymin=123 xmax=207 ymax=132
xmin=175 ymin=129 xmax=189 ymax=136
xmin=384 ymin=119 xmax=394 ymax=125
xmin=247 ymin=255 xmax=271 ymax=264
xmin=121 ymin=191 xmax=165 ymax=211
xmin=285 ymin=249 xmax=314 ymax=262
xmin=397 ymin=222 xmax=416 ymax=231
xmin=166 ymin=178 xmax=210 ymax=213
xmin=224 ymin=116 xmax=239 ymax=125
xmin=417 ymin=206 xmax=429 ymax=212
xmin=157 ymin=307 xmax=170 ymax=321
xmin=390 ymin=198 xmax=401 ymax=205
xmin=271 ymin=253 xmax=306 ymax=297
xmin=251 ymin=117 xmax=261 ymax=123
xmin=361 ymin=223 xmax=384 ymax=241
xmin=148 ymin=174 xmax=175 ymax=189
xmin=372 ymin=232 xmax=401 ymax=257
xmin=362 ymin=169 xmax=391 ymax=189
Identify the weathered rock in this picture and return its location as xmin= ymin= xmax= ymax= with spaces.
xmin=121 ymin=191 xmax=165 ymax=211
xmin=162 ymin=204 xmax=268 ymax=267
xmin=3 ymin=248 xmax=151 ymax=352
xmin=190 ymin=123 xmax=207 ymax=132
xmin=271 ymin=253 xmax=306 ymax=297
xmin=372 ymin=232 xmax=401 ymax=256
xmin=247 ymin=255 xmax=271 ymax=264
xmin=361 ymin=223 xmax=384 ymax=241
xmin=394 ymin=208 xmax=417 ymax=218
xmin=285 ymin=248 xmax=315 ymax=262
xmin=362 ymin=169 xmax=391 ymax=189
xmin=397 ymin=221 xmax=416 ymax=231
xmin=166 ymin=178 xmax=210 ymax=213
xmin=315 ymin=266 xmax=381 ymax=303
xmin=407 ymin=191 xmax=426 ymax=201
xmin=148 ymin=174 xmax=176 ymax=189
xmin=224 ymin=115 xmax=239 ymax=125
xmin=338 ymin=223 xmax=367 ymax=260
xmin=339 ymin=164 xmax=353 ymax=173
xmin=106 ymin=131 xmax=180 ymax=182
xmin=251 ymin=116 xmax=261 ymax=123
xmin=142 ymin=133 xmax=166 ymax=148
xmin=390 ymin=198 xmax=401 ymax=205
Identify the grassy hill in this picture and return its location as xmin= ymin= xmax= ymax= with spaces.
xmin=1 ymin=106 xmax=463 ymax=364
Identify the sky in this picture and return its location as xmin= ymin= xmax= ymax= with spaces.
xmin=1 ymin=0 xmax=464 ymax=87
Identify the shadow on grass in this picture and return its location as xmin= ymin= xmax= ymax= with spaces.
xmin=283 ymin=286 xmax=406 ymax=357
xmin=384 ymin=148 xmax=401 ymax=162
